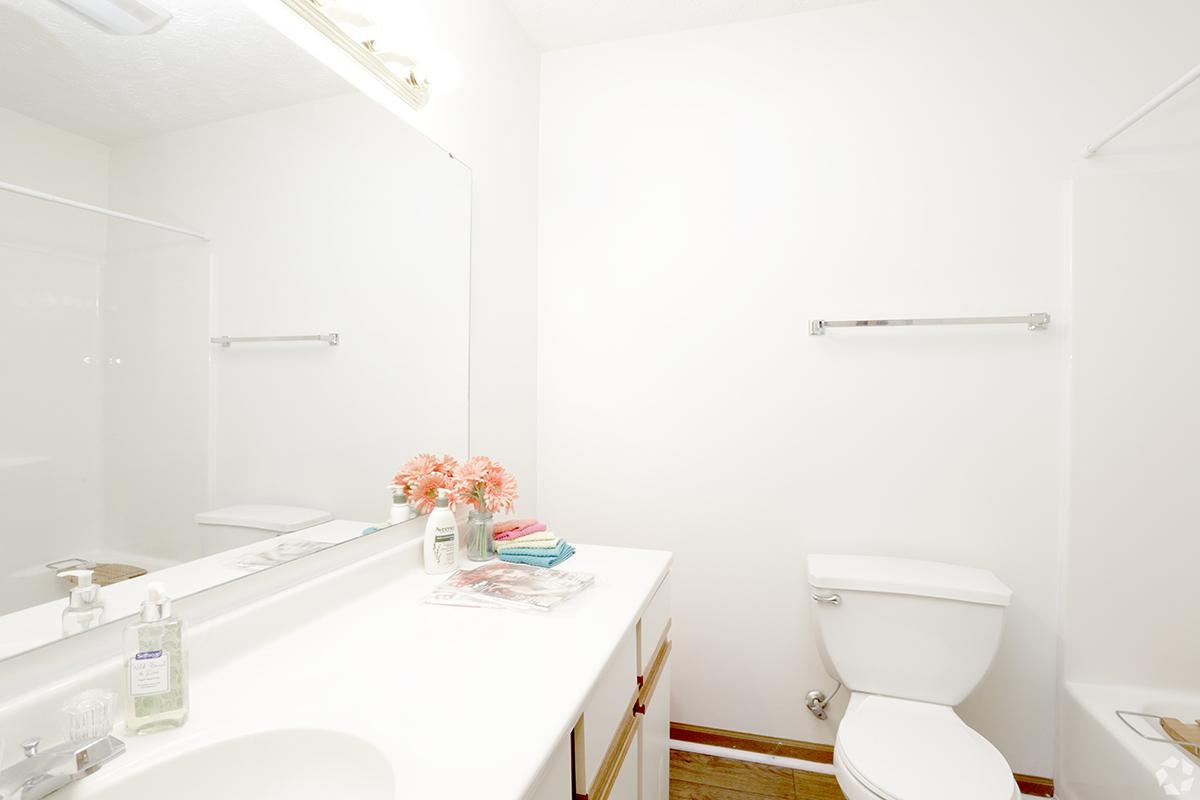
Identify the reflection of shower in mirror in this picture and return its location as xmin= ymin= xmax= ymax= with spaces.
xmin=0 ymin=0 xmax=470 ymax=660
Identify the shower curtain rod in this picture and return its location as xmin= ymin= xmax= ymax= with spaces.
xmin=0 ymin=180 xmax=209 ymax=241
xmin=1083 ymin=61 xmax=1200 ymax=158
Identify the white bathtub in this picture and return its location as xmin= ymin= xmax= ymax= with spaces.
xmin=0 ymin=551 xmax=180 ymax=617
xmin=1059 ymin=681 xmax=1200 ymax=800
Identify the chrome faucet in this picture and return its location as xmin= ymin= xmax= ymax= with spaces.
xmin=0 ymin=735 xmax=125 ymax=799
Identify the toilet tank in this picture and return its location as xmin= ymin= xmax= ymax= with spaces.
xmin=807 ymin=555 xmax=1012 ymax=706
xmin=196 ymin=505 xmax=333 ymax=556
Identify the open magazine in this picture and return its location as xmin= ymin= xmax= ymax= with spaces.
xmin=428 ymin=561 xmax=594 ymax=612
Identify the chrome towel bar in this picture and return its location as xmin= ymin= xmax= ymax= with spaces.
xmin=808 ymin=313 xmax=1050 ymax=336
xmin=210 ymin=333 xmax=340 ymax=347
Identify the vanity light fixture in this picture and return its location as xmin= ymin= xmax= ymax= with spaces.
xmin=56 ymin=0 xmax=172 ymax=35
xmin=277 ymin=0 xmax=431 ymax=110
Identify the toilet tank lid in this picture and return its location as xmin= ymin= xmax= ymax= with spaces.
xmin=807 ymin=555 xmax=1012 ymax=606
xmin=195 ymin=505 xmax=333 ymax=532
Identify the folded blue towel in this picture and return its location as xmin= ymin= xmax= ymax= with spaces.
xmin=499 ymin=542 xmax=576 ymax=568
xmin=497 ymin=541 xmax=570 ymax=558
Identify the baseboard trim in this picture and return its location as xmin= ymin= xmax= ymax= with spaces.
xmin=671 ymin=722 xmax=835 ymax=763
xmin=1015 ymin=774 xmax=1056 ymax=797
xmin=670 ymin=738 xmax=837 ymax=776
xmin=670 ymin=722 xmax=1055 ymax=798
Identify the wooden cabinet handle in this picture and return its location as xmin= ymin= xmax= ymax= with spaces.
xmin=635 ymin=637 xmax=672 ymax=715
xmin=576 ymin=693 xmax=640 ymax=800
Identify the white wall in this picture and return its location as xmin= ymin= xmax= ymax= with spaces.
xmin=109 ymin=92 xmax=471 ymax=536
xmin=0 ymin=107 xmax=108 ymax=589
xmin=537 ymin=0 xmax=1200 ymax=777
xmin=1063 ymin=171 xmax=1200 ymax=690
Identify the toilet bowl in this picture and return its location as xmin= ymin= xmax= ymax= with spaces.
xmin=834 ymin=694 xmax=1019 ymax=800
xmin=807 ymin=554 xmax=1018 ymax=800
xmin=196 ymin=505 xmax=334 ymax=556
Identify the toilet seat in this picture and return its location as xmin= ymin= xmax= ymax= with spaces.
xmin=836 ymin=694 xmax=1019 ymax=800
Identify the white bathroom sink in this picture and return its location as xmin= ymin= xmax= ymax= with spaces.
xmin=82 ymin=728 xmax=395 ymax=800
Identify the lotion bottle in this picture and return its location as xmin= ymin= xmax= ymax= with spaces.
xmin=423 ymin=487 xmax=458 ymax=574
xmin=124 ymin=582 xmax=188 ymax=734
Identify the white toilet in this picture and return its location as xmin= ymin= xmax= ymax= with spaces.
xmin=196 ymin=505 xmax=334 ymax=556
xmin=808 ymin=554 xmax=1019 ymax=800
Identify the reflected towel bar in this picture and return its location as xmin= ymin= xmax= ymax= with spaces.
xmin=808 ymin=313 xmax=1050 ymax=336
xmin=210 ymin=334 xmax=340 ymax=347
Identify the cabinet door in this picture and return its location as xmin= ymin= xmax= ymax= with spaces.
xmin=608 ymin=715 xmax=641 ymax=800
xmin=580 ymin=706 xmax=640 ymax=800
xmin=528 ymin=736 xmax=573 ymax=800
xmin=638 ymin=575 xmax=671 ymax=676
xmin=640 ymin=658 xmax=670 ymax=800
xmin=574 ymin=627 xmax=638 ymax=793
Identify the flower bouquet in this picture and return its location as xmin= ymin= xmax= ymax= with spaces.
xmin=453 ymin=456 xmax=518 ymax=561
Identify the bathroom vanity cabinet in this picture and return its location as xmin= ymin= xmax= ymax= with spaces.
xmin=529 ymin=573 xmax=672 ymax=800
xmin=0 ymin=539 xmax=672 ymax=800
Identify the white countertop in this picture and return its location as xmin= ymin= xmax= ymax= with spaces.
xmin=53 ymin=541 xmax=672 ymax=800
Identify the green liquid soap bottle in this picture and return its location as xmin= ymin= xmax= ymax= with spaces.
xmin=124 ymin=582 xmax=188 ymax=735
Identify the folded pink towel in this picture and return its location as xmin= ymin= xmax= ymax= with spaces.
xmin=494 ymin=518 xmax=538 ymax=535
xmin=494 ymin=522 xmax=547 ymax=541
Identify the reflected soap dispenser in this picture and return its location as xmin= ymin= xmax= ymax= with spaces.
xmin=123 ymin=582 xmax=188 ymax=735
xmin=423 ymin=487 xmax=458 ymax=574
xmin=61 ymin=568 xmax=106 ymax=637
xmin=389 ymin=485 xmax=416 ymax=524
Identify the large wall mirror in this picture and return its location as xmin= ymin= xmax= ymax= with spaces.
xmin=0 ymin=0 xmax=470 ymax=659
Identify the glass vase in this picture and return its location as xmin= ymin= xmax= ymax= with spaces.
xmin=466 ymin=509 xmax=495 ymax=562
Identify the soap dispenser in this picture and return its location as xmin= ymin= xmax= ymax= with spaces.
xmin=123 ymin=582 xmax=188 ymax=735
xmin=423 ymin=487 xmax=458 ymax=574
xmin=60 ymin=568 xmax=106 ymax=637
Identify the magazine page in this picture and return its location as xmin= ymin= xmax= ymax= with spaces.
xmin=429 ymin=562 xmax=595 ymax=612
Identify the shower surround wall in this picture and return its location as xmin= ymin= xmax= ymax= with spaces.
xmin=0 ymin=108 xmax=107 ymax=607
xmin=1063 ymin=171 xmax=1200 ymax=690
xmin=0 ymin=106 xmax=208 ymax=602
xmin=536 ymin=0 xmax=1200 ymax=778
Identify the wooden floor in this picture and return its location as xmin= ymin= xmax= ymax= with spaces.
xmin=669 ymin=751 xmax=845 ymax=800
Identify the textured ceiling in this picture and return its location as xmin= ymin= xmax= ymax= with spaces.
xmin=503 ymin=0 xmax=874 ymax=51
xmin=0 ymin=0 xmax=351 ymax=144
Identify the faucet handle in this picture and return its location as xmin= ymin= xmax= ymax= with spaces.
xmin=21 ymin=738 xmax=39 ymax=758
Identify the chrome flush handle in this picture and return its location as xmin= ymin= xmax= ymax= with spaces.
xmin=811 ymin=593 xmax=841 ymax=605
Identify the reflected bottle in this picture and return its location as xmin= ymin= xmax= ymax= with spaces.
xmin=61 ymin=569 xmax=106 ymax=637
xmin=124 ymin=583 xmax=188 ymax=735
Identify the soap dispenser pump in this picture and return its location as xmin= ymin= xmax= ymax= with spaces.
xmin=61 ymin=568 xmax=106 ymax=636
xmin=423 ymin=487 xmax=458 ymax=574
xmin=123 ymin=582 xmax=188 ymax=735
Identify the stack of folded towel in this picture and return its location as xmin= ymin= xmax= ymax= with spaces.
xmin=493 ymin=519 xmax=575 ymax=567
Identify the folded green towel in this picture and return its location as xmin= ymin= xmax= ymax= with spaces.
xmin=495 ymin=533 xmax=560 ymax=551
xmin=499 ymin=537 xmax=568 ymax=556
xmin=499 ymin=542 xmax=576 ymax=568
